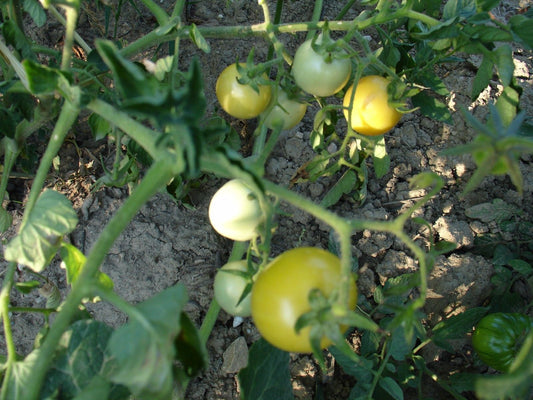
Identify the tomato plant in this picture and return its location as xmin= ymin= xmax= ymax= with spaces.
xmin=472 ymin=312 xmax=533 ymax=372
xmin=251 ymin=247 xmax=358 ymax=353
xmin=215 ymin=63 xmax=272 ymax=119
xmin=343 ymin=75 xmax=402 ymax=136
xmin=262 ymin=89 xmax=307 ymax=130
xmin=291 ymin=36 xmax=352 ymax=97
xmin=213 ymin=260 xmax=252 ymax=317
xmin=208 ymin=179 xmax=263 ymax=242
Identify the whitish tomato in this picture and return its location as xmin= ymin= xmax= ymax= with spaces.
xmin=292 ymin=38 xmax=352 ymax=97
xmin=343 ymin=75 xmax=401 ymax=136
xmin=208 ymin=179 xmax=263 ymax=242
xmin=216 ymin=63 xmax=271 ymax=119
xmin=214 ymin=260 xmax=252 ymax=317
xmin=251 ymin=247 xmax=358 ymax=353
xmin=262 ymin=89 xmax=307 ymax=130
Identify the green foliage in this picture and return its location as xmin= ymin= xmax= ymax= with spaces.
xmin=238 ymin=339 xmax=294 ymax=400
xmin=4 ymin=190 xmax=78 ymax=272
xmin=0 ymin=0 xmax=532 ymax=399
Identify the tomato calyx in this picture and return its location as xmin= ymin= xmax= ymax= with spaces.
xmin=309 ymin=27 xmax=351 ymax=64
xmin=234 ymin=48 xmax=277 ymax=94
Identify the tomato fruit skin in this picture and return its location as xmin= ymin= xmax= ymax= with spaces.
xmin=251 ymin=247 xmax=358 ymax=353
xmin=214 ymin=260 xmax=252 ymax=317
xmin=472 ymin=312 xmax=533 ymax=372
xmin=343 ymin=75 xmax=401 ymax=136
xmin=208 ymin=179 xmax=263 ymax=242
xmin=216 ymin=63 xmax=271 ymax=119
xmin=292 ymin=39 xmax=352 ymax=97
xmin=262 ymin=90 xmax=307 ymax=130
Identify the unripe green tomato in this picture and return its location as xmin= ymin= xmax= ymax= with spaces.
xmin=343 ymin=75 xmax=401 ymax=136
xmin=292 ymin=38 xmax=352 ymax=97
xmin=216 ymin=63 xmax=272 ymax=119
xmin=208 ymin=179 xmax=263 ymax=242
xmin=214 ymin=260 xmax=252 ymax=317
xmin=472 ymin=312 xmax=533 ymax=372
xmin=262 ymin=90 xmax=307 ymax=130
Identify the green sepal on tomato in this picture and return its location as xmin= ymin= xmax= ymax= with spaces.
xmin=472 ymin=312 xmax=533 ymax=372
xmin=251 ymin=247 xmax=358 ymax=353
xmin=215 ymin=63 xmax=272 ymax=119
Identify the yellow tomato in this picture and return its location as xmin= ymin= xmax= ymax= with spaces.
xmin=343 ymin=75 xmax=401 ymax=136
xmin=251 ymin=247 xmax=358 ymax=353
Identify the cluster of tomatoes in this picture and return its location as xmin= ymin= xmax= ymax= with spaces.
xmin=215 ymin=34 xmax=402 ymax=136
xmin=208 ymin=178 xmax=357 ymax=353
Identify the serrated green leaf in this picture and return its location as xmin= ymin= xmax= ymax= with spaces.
xmin=471 ymin=54 xmax=493 ymax=100
xmin=22 ymin=59 xmax=68 ymax=95
xmin=1 ymin=349 xmax=40 ymax=400
xmin=379 ymin=377 xmax=404 ymax=400
xmin=238 ymin=339 xmax=294 ymax=400
xmin=0 ymin=206 xmax=13 ymax=232
xmin=411 ymin=92 xmax=452 ymax=123
xmin=88 ymin=112 xmax=113 ymax=140
xmin=15 ymin=280 xmax=41 ymax=294
xmin=174 ymin=312 xmax=207 ymax=378
xmin=4 ymin=190 xmax=78 ymax=272
xmin=509 ymin=14 xmax=533 ymax=50
xmin=465 ymin=198 xmax=521 ymax=223
xmin=495 ymin=85 xmax=520 ymax=127
xmin=106 ymin=284 xmax=188 ymax=399
xmin=432 ymin=307 xmax=488 ymax=350
xmin=508 ymin=259 xmax=532 ymax=276
xmin=493 ymin=45 xmax=514 ymax=87
xmin=330 ymin=345 xmax=374 ymax=381
xmin=189 ymin=23 xmax=210 ymax=53
xmin=373 ymin=136 xmax=390 ymax=178
xmin=320 ymin=169 xmax=357 ymax=208
xmin=40 ymin=320 xmax=129 ymax=400
xmin=23 ymin=0 xmax=46 ymax=27
xmin=59 ymin=243 xmax=114 ymax=293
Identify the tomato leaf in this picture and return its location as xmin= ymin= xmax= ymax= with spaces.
xmin=373 ymin=136 xmax=390 ymax=178
xmin=411 ymin=92 xmax=452 ymax=123
xmin=379 ymin=377 xmax=404 ymax=400
xmin=40 ymin=320 xmax=129 ymax=400
xmin=471 ymin=54 xmax=493 ymax=100
xmin=509 ymin=14 xmax=533 ymax=50
xmin=319 ymin=169 xmax=356 ymax=208
xmin=106 ymin=284 xmax=188 ymax=400
xmin=174 ymin=312 xmax=208 ymax=378
xmin=4 ymin=190 xmax=78 ymax=272
xmin=493 ymin=44 xmax=514 ymax=87
xmin=431 ymin=307 xmax=489 ymax=351
xmin=189 ymin=23 xmax=211 ymax=53
xmin=238 ymin=339 xmax=294 ymax=400
xmin=59 ymin=243 xmax=114 ymax=293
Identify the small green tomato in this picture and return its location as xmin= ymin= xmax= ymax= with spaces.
xmin=213 ymin=260 xmax=252 ymax=317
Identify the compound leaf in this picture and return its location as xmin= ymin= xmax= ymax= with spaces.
xmin=4 ymin=190 xmax=78 ymax=272
xmin=238 ymin=339 xmax=294 ymax=400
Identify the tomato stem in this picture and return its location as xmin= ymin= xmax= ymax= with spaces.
xmin=24 ymin=159 xmax=177 ymax=400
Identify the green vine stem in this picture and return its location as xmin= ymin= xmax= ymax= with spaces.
xmin=60 ymin=2 xmax=80 ymax=70
xmin=24 ymin=159 xmax=177 ymax=400
xmin=0 ymin=262 xmax=18 ymax=394
xmin=20 ymin=101 xmax=80 ymax=230
xmin=48 ymin=5 xmax=91 ymax=54
xmin=120 ymin=8 xmax=439 ymax=58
